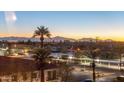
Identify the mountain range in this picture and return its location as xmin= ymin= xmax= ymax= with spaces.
xmin=0 ymin=36 xmax=113 ymax=42
xmin=0 ymin=36 xmax=75 ymax=42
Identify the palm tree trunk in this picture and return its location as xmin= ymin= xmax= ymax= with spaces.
xmin=40 ymin=69 xmax=45 ymax=82
xmin=40 ymin=35 xmax=44 ymax=48
xmin=119 ymin=54 xmax=122 ymax=75
xmin=31 ymin=71 xmax=33 ymax=82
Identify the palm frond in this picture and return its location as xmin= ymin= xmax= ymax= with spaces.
xmin=32 ymin=30 xmax=40 ymax=38
xmin=46 ymin=33 xmax=51 ymax=38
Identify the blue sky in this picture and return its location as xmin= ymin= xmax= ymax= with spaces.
xmin=1 ymin=11 xmax=124 ymax=41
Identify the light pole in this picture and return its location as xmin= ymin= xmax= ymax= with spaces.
xmin=91 ymin=49 xmax=100 ymax=82
xmin=96 ymin=58 xmax=100 ymax=65
xmin=88 ymin=37 xmax=100 ymax=82
xmin=119 ymin=54 xmax=123 ymax=75
xmin=92 ymin=58 xmax=96 ymax=82
xmin=57 ymin=57 xmax=60 ymax=63
xmin=68 ymin=56 xmax=73 ymax=63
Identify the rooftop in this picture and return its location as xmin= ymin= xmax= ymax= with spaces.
xmin=0 ymin=56 xmax=58 ymax=74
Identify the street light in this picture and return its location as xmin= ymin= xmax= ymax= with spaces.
xmin=69 ymin=56 xmax=73 ymax=60
xmin=96 ymin=58 xmax=100 ymax=65
xmin=57 ymin=57 xmax=60 ymax=60
xmin=48 ymin=61 xmax=51 ymax=64
xmin=57 ymin=57 xmax=60 ymax=63
xmin=68 ymin=56 xmax=73 ymax=63
xmin=119 ymin=54 xmax=124 ymax=75
xmin=96 ymin=58 xmax=99 ymax=61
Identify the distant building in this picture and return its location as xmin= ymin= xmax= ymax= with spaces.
xmin=0 ymin=56 xmax=61 ymax=82
xmin=104 ymin=39 xmax=113 ymax=43
xmin=79 ymin=38 xmax=114 ymax=43
xmin=79 ymin=38 xmax=96 ymax=42
xmin=0 ymin=43 xmax=8 ymax=56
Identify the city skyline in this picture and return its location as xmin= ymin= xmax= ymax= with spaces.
xmin=1 ymin=11 xmax=124 ymax=41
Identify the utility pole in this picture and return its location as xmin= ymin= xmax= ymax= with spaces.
xmin=92 ymin=58 xmax=96 ymax=82
xmin=119 ymin=53 xmax=123 ymax=76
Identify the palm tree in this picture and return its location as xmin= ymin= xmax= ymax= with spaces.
xmin=59 ymin=62 xmax=73 ymax=81
xmin=33 ymin=26 xmax=51 ymax=48
xmin=33 ymin=48 xmax=51 ymax=82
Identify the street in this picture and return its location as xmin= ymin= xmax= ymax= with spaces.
xmin=67 ymin=64 xmax=123 ymax=82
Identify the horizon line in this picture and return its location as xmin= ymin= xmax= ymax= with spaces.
xmin=0 ymin=35 xmax=124 ymax=42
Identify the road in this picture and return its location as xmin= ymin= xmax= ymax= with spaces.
xmin=96 ymin=73 xmax=118 ymax=82
xmin=68 ymin=64 xmax=123 ymax=82
xmin=70 ymin=70 xmax=92 ymax=82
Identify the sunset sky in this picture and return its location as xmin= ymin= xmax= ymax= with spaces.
xmin=0 ymin=11 xmax=124 ymax=41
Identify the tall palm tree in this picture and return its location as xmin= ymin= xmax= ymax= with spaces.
xmin=33 ymin=26 xmax=51 ymax=48
xmin=33 ymin=48 xmax=51 ymax=82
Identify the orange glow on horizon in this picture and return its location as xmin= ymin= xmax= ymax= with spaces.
xmin=1 ymin=33 xmax=124 ymax=41
xmin=0 ymin=33 xmax=32 ymax=37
